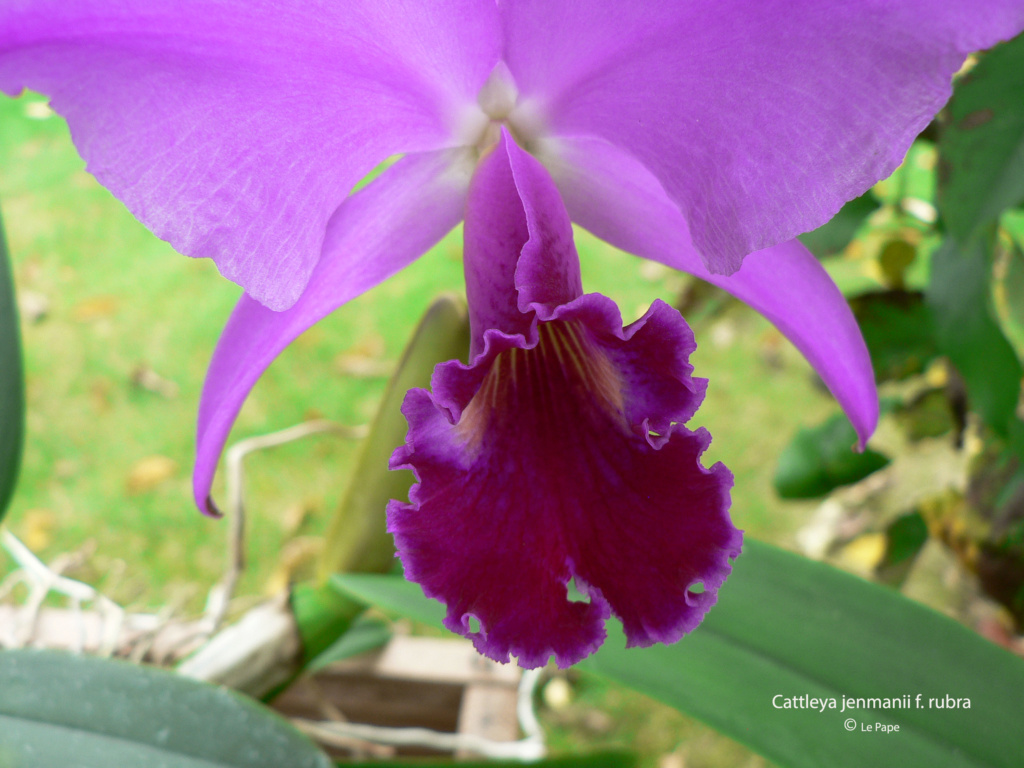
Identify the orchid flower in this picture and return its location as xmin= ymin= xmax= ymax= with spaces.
xmin=389 ymin=129 xmax=740 ymax=665
xmin=2 ymin=2 xmax=1021 ymax=665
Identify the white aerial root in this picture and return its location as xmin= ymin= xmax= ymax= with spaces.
xmin=0 ymin=419 xmax=366 ymax=662
xmin=0 ymin=528 xmax=124 ymax=654
xmin=201 ymin=419 xmax=368 ymax=636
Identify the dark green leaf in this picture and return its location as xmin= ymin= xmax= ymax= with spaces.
xmin=0 ymin=649 xmax=331 ymax=768
xmin=884 ymin=513 xmax=930 ymax=567
xmin=938 ymin=34 xmax=1024 ymax=240
xmin=927 ymin=237 xmax=1022 ymax=436
xmin=336 ymin=541 xmax=1024 ymax=768
xmin=850 ymin=290 xmax=938 ymax=382
xmin=875 ymin=512 xmax=931 ymax=586
xmin=0 ymin=208 xmax=24 ymax=522
xmin=1012 ymin=418 xmax=1024 ymax=461
xmin=774 ymin=412 xmax=890 ymax=498
xmin=799 ymin=192 xmax=879 ymax=257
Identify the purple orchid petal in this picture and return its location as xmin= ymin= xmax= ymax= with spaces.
xmin=193 ymin=148 xmax=470 ymax=514
xmin=547 ymin=135 xmax=878 ymax=448
xmin=388 ymin=132 xmax=740 ymax=667
xmin=502 ymin=0 xmax=1024 ymax=274
xmin=0 ymin=1 xmax=499 ymax=309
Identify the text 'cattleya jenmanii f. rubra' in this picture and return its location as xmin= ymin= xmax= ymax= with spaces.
xmin=2 ymin=1 xmax=1022 ymax=665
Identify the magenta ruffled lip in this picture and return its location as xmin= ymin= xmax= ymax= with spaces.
xmin=386 ymin=133 xmax=740 ymax=668
xmin=388 ymin=297 xmax=741 ymax=668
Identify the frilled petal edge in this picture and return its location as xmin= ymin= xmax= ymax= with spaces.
xmin=388 ymin=295 xmax=740 ymax=668
xmin=388 ymin=132 xmax=739 ymax=668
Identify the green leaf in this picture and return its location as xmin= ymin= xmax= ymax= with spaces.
xmin=332 ymin=572 xmax=447 ymax=630
xmin=774 ymin=412 xmax=890 ymax=498
xmin=305 ymin=615 xmax=391 ymax=674
xmin=798 ymin=192 xmax=879 ymax=257
xmin=938 ymin=34 xmax=1024 ymax=241
xmin=874 ymin=512 xmax=931 ymax=586
xmin=1012 ymin=417 xmax=1024 ymax=461
xmin=289 ymin=297 xmax=469 ymax=685
xmin=927 ymin=236 xmax=1022 ymax=436
xmin=850 ymin=290 xmax=938 ymax=382
xmin=289 ymin=582 xmax=367 ymax=673
xmin=883 ymin=513 xmax=930 ymax=567
xmin=335 ymin=540 xmax=1024 ymax=768
xmin=318 ymin=295 xmax=469 ymax=578
xmin=0 ymin=649 xmax=331 ymax=768
xmin=0 ymin=208 xmax=24 ymax=523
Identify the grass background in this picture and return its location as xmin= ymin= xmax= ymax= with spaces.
xmin=1 ymin=91 xmax=847 ymax=767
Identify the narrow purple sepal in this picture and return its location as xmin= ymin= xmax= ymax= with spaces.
xmin=193 ymin=149 xmax=468 ymax=514
xmin=548 ymin=135 xmax=879 ymax=448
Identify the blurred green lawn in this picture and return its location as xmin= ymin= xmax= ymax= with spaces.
xmin=1 ymin=91 xmax=842 ymax=767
